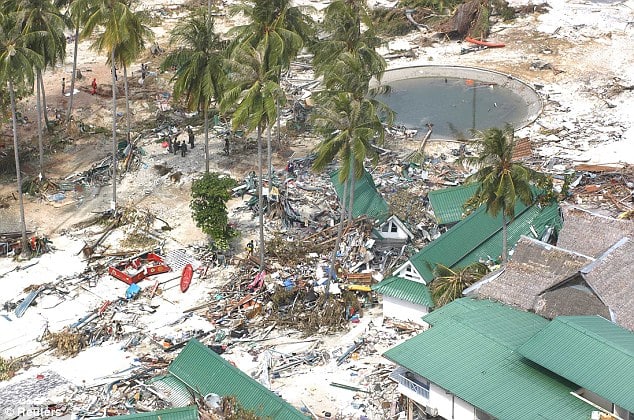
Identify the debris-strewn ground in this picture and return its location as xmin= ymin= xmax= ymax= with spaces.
xmin=1 ymin=0 xmax=633 ymax=418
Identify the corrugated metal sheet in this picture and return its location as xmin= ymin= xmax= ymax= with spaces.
xmin=409 ymin=201 xmax=561 ymax=282
xmin=114 ymin=406 xmax=198 ymax=420
xmin=372 ymin=276 xmax=433 ymax=307
xmin=518 ymin=316 xmax=634 ymax=412
xmin=421 ymin=297 xmax=484 ymax=326
xmin=427 ymin=183 xmax=479 ymax=224
xmin=384 ymin=298 xmax=594 ymax=420
xmin=168 ymin=340 xmax=307 ymax=420
xmin=330 ymin=169 xmax=390 ymax=223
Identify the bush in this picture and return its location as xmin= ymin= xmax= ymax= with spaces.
xmin=190 ymin=172 xmax=238 ymax=249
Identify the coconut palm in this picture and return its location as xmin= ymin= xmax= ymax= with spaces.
xmin=311 ymin=0 xmax=389 ymax=222
xmin=220 ymin=44 xmax=284 ymax=273
xmin=462 ymin=123 xmax=545 ymax=263
xmin=312 ymin=0 xmax=385 ymax=90
xmin=311 ymin=88 xmax=392 ymax=294
xmin=431 ymin=262 xmax=489 ymax=307
xmin=63 ymin=0 xmax=93 ymax=122
xmin=109 ymin=7 xmax=153 ymax=143
xmin=80 ymin=0 xmax=135 ymax=211
xmin=161 ymin=7 xmax=226 ymax=173
xmin=0 ymin=12 xmax=44 ymax=256
xmin=228 ymin=0 xmax=314 ymax=177
xmin=12 ymin=0 xmax=67 ymax=180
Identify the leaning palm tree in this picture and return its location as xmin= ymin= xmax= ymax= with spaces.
xmin=431 ymin=262 xmax=489 ymax=307
xmin=161 ymin=7 xmax=226 ymax=173
xmin=0 ymin=13 xmax=44 ymax=256
xmin=220 ymin=44 xmax=284 ymax=274
xmin=227 ymin=0 xmax=314 ymax=177
xmin=12 ymin=0 xmax=67 ymax=180
xmin=462 ymin=123 xmax=545 ymax=263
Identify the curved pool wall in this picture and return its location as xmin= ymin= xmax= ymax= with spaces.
xmin=375 ymin=65 xmax=543 ymax=139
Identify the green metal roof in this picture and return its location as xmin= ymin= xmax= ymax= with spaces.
xmin=383 ymin=298 xmax=594 ymax=420
xmin=421 ymin=296 xmax=485 ymax=325
xmin=427 ymin=183 xmax=479 ymax=224
xmin=168 ymin=340 xmax=307 ymax=420
xmin=113 ymin=406 xmax=198 ymax=420
xmin=372 ymin=276 xmax=434 ymax=308
xmin=518 ymin=316 xmax=634 ymax=412
xmin=408 ymin=201 xmax=562 ymax=282
xmin=330 ymin=168 xmax=390 ymax=223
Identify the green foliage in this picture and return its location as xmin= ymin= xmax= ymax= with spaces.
xmin=190 ymin=172 xmax=237 ymax=249
xmin=431 ymin=262 xmax=489 ymax=307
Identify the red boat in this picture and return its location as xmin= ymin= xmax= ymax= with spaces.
xmin=465 ymin=36 xmax=505 ymax=48
xmin=180 ymin=264 xmax=193 ymax=293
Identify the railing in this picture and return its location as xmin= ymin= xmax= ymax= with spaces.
xmin=389 ymin=368 xmax=430 ymax=400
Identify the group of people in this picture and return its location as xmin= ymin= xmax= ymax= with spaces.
xmin=168 ymin=127 xmax=195 ymax=157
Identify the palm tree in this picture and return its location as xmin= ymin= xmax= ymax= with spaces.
xmin=311 ymin=0 xmax=385 ymax=90
xmin=228 ymin=0 xmax=314 ymax=178
xmin=109 ymin=7 xmax=153 ymax=143
xmin=311 ymin=0 xmax=389 ymax=222
xmin=311 ymin=89 xmax=392 ymax=294
xmin=220 ymin=44 xmax=284 ymax=274
xmin=431 ymin=262 xmax=489 ymax=307
xmin=462 ymin=123 xmax=545 ymax=263
xmin=161 ymin=7 xmax=226 ymax=173
xmin=0 ymin=12 xmax=44 ymax=256
xmin=81 ymin=0 xmax=134 ymax=211
xmin=64 ymin=0 xmax=93 ymax=122
xmin=12 ymin=0 xmax=67 ymax=180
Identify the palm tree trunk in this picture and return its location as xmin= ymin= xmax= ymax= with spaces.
xmin=111 ymin=52 xmax=117 ymax=211
xmin=276 ymin=98 xmax=281 ymax=147
xmin=9 ymin=80 xmax=30 ymax=257
xmin=39 ymin=72 xmax=49 ymax=128
xmin=66 ymin=24 xmax=80 ymax=122
xmin=204 ymin=106 xmax=209 ymax=173
xmin=501 ymin=214 xmax=508 ymax=264
xmin=267 ymin=123 xmax=272 ymax=181
xmin=327 ymin=179 xmax=347 ymax=298
xmin=36 ymin=72 xmax=44 ymax=181
xmin=123 ymin=64 xmax=131 ymax=143
xmin=257 ymin=124 xmax=265 ymax=272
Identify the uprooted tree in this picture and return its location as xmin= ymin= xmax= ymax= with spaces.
xmin=191 ymin=172 xmax=237 ymax=250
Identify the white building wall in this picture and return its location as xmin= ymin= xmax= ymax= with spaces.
xmin=454 ymin=396 xmax=476 ymax=420
xmin=383 ymin=296 xmax=429 ymax=324
xmin=428 ymin=383 xmax=478 ymax=420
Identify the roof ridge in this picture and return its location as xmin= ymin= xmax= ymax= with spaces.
xmin=580 ymin=237 xmax=630 ymax=274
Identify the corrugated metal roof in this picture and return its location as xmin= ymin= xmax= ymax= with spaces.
xmin=168 ymin=340 xmax=307 ymax=420
xmin=427 ymin=183 xmax=479 ymax=224
xmin=113 ymin=406 xmax=198 ymax=420
xmin=421 ymin=296 xmax=489 ymax=326
xmin=518 ymin=316 xmax=634 ymax=412
xmin=409 ymin=201 xmax=562 ymax=282
xmin=372 ymin=276 xmax=433 ymax=308
xmin=330 ymin=169 xmax=390 ymax=223
xmin=383 ymin=298 xmax=594 ymax=420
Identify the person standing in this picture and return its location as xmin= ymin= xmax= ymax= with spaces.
xmin=174 ymin=140 xmax=180 ymax=155
xmin=91 ymin=78 xmax=97 ymax=95
xmin=187 ymin=127 xmax=195 ymax=149
xmin=181 ymin=140 xmax=187 ymax=157
xmin=62 ymin=78 xmax=66 ymax=95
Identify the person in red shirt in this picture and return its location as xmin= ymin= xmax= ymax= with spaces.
xmin=91 ymin=78 xmax=97 ymax=95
